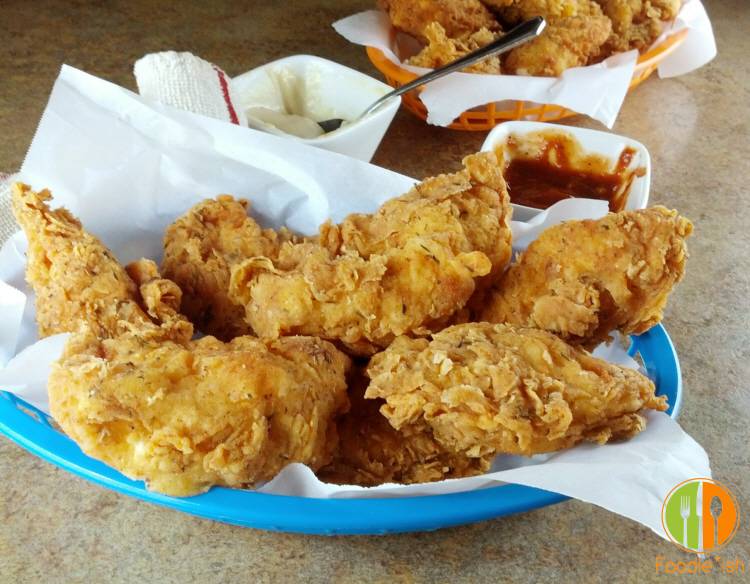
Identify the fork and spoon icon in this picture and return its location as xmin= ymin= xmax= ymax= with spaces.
xmin=680 ymin=488 xmax=723 ymax=550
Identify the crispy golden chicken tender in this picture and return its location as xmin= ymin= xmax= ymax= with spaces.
xmin=317 ymin=369 xmax=492 ymax=486
xmin=480 ymin=207 xmax=692 ymax=349
xmin=49 ymin=329 xmax=350 ymax=497
xmin=595 ymin=0 xmax=681 ymax=56
xmin=11 ymin=183 xmax=191 ymax=342
xmin=161 ymin=195 xmax=296 ymax=341
xmin=483 ymin=0 xmax=605 ymax=23
xmin=228 ymin=152 xmax=513 ymax=356
xmin=409 ymin=23 xmax=504 ymax=74
xmin=378 ymin=0 xmax=500 ymax=44
xmin=366 ymin=323 xmax=667 ymax=459
xmin=504 ymin=15 xmax=612 ymax=76
xmin=481 ymin=1 xmax=612 ymax=76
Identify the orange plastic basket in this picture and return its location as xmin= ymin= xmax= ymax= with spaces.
xmin=366 ymin=28 xmax=689 ymax=131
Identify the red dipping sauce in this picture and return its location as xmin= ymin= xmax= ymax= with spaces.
xmin=498 ymin=134 xmax=645 ymax=212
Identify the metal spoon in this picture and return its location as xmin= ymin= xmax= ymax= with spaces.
xmin=317 ymin=16 xmax=546 ymax=133
xmin=710 ymin=495 xmax=722 ymax=549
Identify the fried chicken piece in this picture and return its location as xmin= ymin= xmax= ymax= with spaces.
xmin=643 ymin=0 xmax=681 ymax=20
xmin=504 ymin=15 xmax=612 ymax=76
xmin=595 ymin=0 xmax=680 ymax=56
xmin=480 ymin=207 xmax=692 ymax=349
xmin=366 ymin=322 xmax=667 ymax=459
xmin=125 ymin=258 xmax=185 ymax=325
xmin=49 ymin=329 xmax=351 ymax=496
xmin=316 ymin=369 xmax=492 ymax=486
xmin=409 ymin=23 xmax=504 ymax=73
xmin=11 ymin=183 xmax=191 ymax=342
xmin=161 ymin=195 xmax=296 ymax=340
xmin=482 ymin=0 xmax=605 ymax=23
xmin=228 ymin=151 xmax=513 ymax=356
xmin=378 ymin=0 xmax=501 ymax=45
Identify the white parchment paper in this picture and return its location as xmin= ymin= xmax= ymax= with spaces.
xmin=0 ymin=65 xmax=710 ymax=540
xmin=333 ymin=0 xmax=716 ymax=128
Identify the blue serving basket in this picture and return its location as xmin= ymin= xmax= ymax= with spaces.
xmin=0 ymin=324 xmax=681 ymax=535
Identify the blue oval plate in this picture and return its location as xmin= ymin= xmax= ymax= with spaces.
xmin=0 ymin=324 xmax=681 ymax=535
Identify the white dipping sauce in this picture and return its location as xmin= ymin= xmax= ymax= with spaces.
xmin=245 ymin=107 xmax=324 ymax=139
xmin=242 ymin=66 xmax=346 ymax=139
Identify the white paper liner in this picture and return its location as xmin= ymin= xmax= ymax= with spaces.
xmin=332 ymin=0 xmax=716 ymax=128
xmin=0 ymin=65 xmax=710 ymax=540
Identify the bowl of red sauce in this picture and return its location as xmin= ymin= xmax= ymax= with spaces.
xmin=481 ymin=122 xmax=649 ymax=222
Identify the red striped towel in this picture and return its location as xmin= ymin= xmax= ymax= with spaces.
xmin=134 ymin=51 xmax=247 ymax=126
xmin=0 ymin=172 xmax=20 ymax=245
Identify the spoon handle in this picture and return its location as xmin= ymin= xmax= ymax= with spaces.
xmin=361 ymin=16 xmax=546 ymax=118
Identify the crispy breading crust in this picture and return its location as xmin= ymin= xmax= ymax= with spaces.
xmin=483 ymin=0 xmax=605 ymax=24
xmin=316 ymin=369 xmax=492 ymax=486
xmin=50 ymin=330 xmax=351 ymax=497
xmin=228 ymin=151 xmax=513 ymax=356
xmin=594 ymin=0 xmax=681 ymax=56
xmin=161 ymin=195 xmax=296 ymax=340
xmin=409 ymin=23 xmax=504 ymax=74
xmin=11 ymin=183 xmax=192 ymax=343
xmin=366 ymin=323 xmax=667 ymax=459
xmin=504 ymin=15 xmax=612 ymax=77
xmin=378 ymin=0 xmax=501 ymax=44
xmin=479 ymin=207 xmax=692 ymax=349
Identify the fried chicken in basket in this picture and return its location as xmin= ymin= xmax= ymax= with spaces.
xmin=479 ymin=207 xmax=692 ymax=349
xmin=595 ymin=0 xmax=681 ymax=56
xmin=409 ymin=23 xmax=504 ymax=74
xmin=317 ymin=369 xmax=492 ymax=487
xmin=482 ymin=0 xmax=606 ymax=24
xmin=503 ymin=15 xmax=612 ymax=76
xmin=482 ymin=0 xmax=612 ymax=76
xmin=376 ymin=0 xmax=682 ymax=76
xmin=50 ymin=328 xmax=350 ymax=497
xmin=366 ymin=322 xmax=667 ymax=460
xmin=161 ymin=194 xmax=296 ymax=341
xmin=11 ymin=183 xmax=190 ymax=342
xmin=227 ymin=151 xmax=513 ymax=356
xmin=12 ymin=183 xmax=352 ymax=497
xmin=378 ymin=0 xmax=501 ymax=45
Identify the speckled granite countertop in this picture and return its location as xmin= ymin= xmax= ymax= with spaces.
xmin=0 ymin=1 xmax=747 ymax=582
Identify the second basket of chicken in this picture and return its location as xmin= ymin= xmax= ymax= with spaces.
xmin=366 ymin=0 xmax=689 ymax=129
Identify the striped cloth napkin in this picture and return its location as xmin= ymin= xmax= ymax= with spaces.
xmin=134 ymin=51 xmax=248 ymax=126
xmin=0 ymin=173 xmax=19 ymax=247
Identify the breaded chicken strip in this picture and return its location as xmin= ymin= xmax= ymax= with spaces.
xmin=11 ymin=183 xmax=191 ymax=342
xmin=378 ymin=0 xmax=501 ymax=45
xmin=504 ymin=15 xmax=612 ymax=76
xmin=228 ymin=152 xmax=513 ymax=356
xmin=482 ymin=0 xmax=605 ymax=23
xmin=480 ymin=207 xmax=692 ymax=349
xmin=317 ymin=369 xmax=492 ymax=486
xmin=161 ymin=195 xmax=296 ymax=340
xmin=595 ymin=0 xmax=681 ymax=56
xmin=366 ymin=323 xmax=667 ymax=459
xmin=49 ymin=329 xmax=350 ymax=497
xmin=409 ymin=23 xmax=504 ymax=74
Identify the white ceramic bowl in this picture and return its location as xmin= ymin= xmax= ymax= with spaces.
xmin=481 ymin=121 xmax=651 ymax=222
xmin=233 ymin=55 xmax=399 ymax=162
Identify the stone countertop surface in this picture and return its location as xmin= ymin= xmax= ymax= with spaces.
xmin=0 ymin=0 xmax=748 ymax=582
